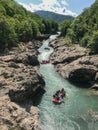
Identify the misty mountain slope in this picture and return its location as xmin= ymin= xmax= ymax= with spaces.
xmin=35 ymin=10 xmax=74 ymax=22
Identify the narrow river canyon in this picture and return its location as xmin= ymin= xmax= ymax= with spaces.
xmin=38 ymin=34 xmax=98 ymax=130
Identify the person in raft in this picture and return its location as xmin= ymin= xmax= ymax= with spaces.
xmin=53 ymin=88 xmax=66 ymax=101
xmin=53 ymin=90 xmax=60 ymax=100
xmin=60 ymin=88 xmax=66 ymax=99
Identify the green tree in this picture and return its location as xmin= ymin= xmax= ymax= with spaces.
xmin=42 ymin=19 xmax=51 ymax=33
xmin=88 ymin=31 xmax=98 ymax=54
xmin=0 ymin=4 xmax=6 ymax=15
xmin=31 ymin=20 xmax=40 ymax=38
xmin=0 ymin=16 xmax=17 ymax=50
xmin=80 ymin=34 xmax=90 ymax=47
xmin=15 ymin=19 xmax=33 ymax=41
xmin=60 ymin=20 xmax=71 ymax=36
xmin=50 ymin=20 xmax=58 ymax=33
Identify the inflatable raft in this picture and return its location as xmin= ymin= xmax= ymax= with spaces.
xmin=52 ymin=98 xmax=63 ymax=104
xmin=40 ymin=60 xmax=50 ymax=64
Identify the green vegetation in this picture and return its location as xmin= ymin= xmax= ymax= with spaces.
xmin=0 ymin=0 xmax=58 ymax=52
xmin=60 ymin=20 xmax=72 ymax=36
xmin=61 ymin=0 xmax=98 ymax=54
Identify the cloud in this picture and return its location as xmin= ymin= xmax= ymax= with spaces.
xmin=61 ymin=0 xmax=68 ymax=6
xmin=42 ymin=0 xmax=57 ymax=6
xmin=41 ymin=0 xmax=61 ymax=8
xmin=17 ymin=0 xmax=77 ymax=17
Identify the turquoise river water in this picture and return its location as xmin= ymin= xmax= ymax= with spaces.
xmin=37 ymin=34 xmax=98 ymax=130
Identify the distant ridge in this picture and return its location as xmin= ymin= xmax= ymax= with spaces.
xmin=34 ymin=10 xmax=74 ymax=22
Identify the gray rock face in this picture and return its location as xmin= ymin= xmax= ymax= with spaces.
xmin=0 ymin=41 xmax=44 ymax=130
xmin=50 ymin=38 xmax=98 ymax=88
xmin=0 ymin=96 xmax=40 ymax=130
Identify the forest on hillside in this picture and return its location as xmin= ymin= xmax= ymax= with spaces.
xmin=0 ymin=0 xmax=58 ymax=52
xmin=60 ymin=0 xmax=98 ymax=54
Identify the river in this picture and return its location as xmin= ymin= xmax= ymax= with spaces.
xmin=37 ymin=34 xmax=98 ymax=130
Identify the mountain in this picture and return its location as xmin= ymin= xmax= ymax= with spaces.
xmin=34 ymin=10 xmax=74 ymax=23
xmin=66 ymin=0 xmax=98 ymax=54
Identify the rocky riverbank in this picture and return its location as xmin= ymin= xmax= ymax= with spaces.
xmin=50 ymin=37 xmax=98 ymax=89
xmin=0 ymin=40 xmax=45 ymax=130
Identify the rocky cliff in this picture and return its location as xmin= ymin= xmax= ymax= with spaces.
xmin=0 ymin=41 xmax=45 ymax=130
xmin=50 ymin=38 xmax=98 ymax=89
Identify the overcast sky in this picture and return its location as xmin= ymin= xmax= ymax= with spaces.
xmin=15 ymin=0 xmax=95 ymax=16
